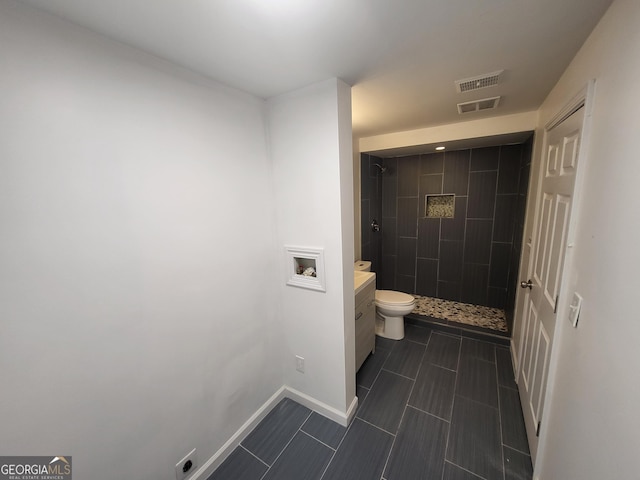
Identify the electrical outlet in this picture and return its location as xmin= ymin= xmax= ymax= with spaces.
xmin=296 ymin=355 xmax=305 ymax=373
xmin=175 ymin=448 xmax=197 ymax=480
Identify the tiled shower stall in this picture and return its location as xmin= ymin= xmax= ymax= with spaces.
xmin=361 ymin=138 xmax=532 ymax=332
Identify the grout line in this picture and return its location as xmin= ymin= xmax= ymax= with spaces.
xmin=499 ymin=383 xmax=520 ymax=392
xmin=380 ymin=368 xmax=417 ymax=381
xmin=441 ymin=335 xmax=462 ymax=480
xmin=404 ymin=337 xmax=430 ymax=346
xmin=239 ymin=445 xmax=270 ymax=468
xmin=453 ymin=392 xmax=500 ymax=410
xmin=318 ymin=409 xmax=359 ymax=480
xmin=298 ymin=429 xmax=337 ymax=452
xmin=502 ymin=443 xmax=533 ymax=457
xmin=256 ymin=410 xmax=313 ymax=480
xmin=495 ymin=349 xmax=507 ymax=480
xmin=354 ymin=416 xmax=397 ymax=437
xmin=404 ymin=404 xmax=451 ymax=424
xmin=429 ymin=363 xmax=457 ymax=373
xmin=444 ymin=460 xmax=488 ymax=479
xmin=378 ymin=336 xmax=428 ymax=480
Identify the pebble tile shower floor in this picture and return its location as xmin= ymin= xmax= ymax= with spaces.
xmin=208 ymin=323 xmax=532 ymax=480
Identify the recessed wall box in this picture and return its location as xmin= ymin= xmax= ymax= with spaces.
xmin=285 ymin=246 xmax=326 ymax=292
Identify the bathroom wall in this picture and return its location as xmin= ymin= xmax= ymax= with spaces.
xmin=504 ymin=138 xmax=533 ymax=329
xmin=0 ymin=2 xmax=351 ymax=479
xmin=269 ymin=78 xmax=355 ymax=415
xmin=519 ymin=1 xmax=640 ymax=477
xmin=362 ymin=141 xmax=531 ymax=313
xmin=360 ymin=153 xmax=384 ymax=274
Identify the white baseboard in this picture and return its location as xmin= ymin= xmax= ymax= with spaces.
xmin=284 ymin=386 xmax=357 ymax=427
xmin=191 ymin=386 xmax=287 ymax=480
xmin=191 ymin=385 xmax=356 ymax=480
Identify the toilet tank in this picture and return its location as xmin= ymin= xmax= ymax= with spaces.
xmin=354 ymin=260 xmax=371 ymax=272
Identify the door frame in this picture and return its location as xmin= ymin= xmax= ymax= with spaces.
xmin=511 ymin=79 xmax=596 ymax=465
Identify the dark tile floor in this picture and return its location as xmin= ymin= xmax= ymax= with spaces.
xmin=208 ymin=323 xmax=532 ymax=480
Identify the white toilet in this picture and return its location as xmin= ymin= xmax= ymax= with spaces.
xmin=355 ymin=261 xmax=416 ymax=340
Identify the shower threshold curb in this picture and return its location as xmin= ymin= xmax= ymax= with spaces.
xmin=406 ymin=314 xmax=511 ymax=346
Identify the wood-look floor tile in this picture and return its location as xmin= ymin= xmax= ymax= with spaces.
xmin=404 ymin=323 xmax=432 ymax=344
xmin=503 ymin=446 xmax=533 ymax=480
xmin=409 ymin=363 xmax=456 ymax=420
xmin=241 ymin=398 xmax=311 ymax=465
xmin=302 ymin=412 xmax=346 ymax=449
xmin=357 ymin=347 xmax=391 ymax=389
xmin=496 ymin=347 xmax=517 ymax=388
xmin=447 ymin=396 xmax=502 ymax=480
xmin=384 ymin=407 xmax=448 ymax=480
xmin=499 ymin=386 xmax=530 ymax=453
xmin=207 ymin=447 xmax=267 ymax=480
xmin=442 ymin=462 xmax=485 ymax=480
xmin=423 ymin=333 xmax=461 ymax=370
xmin=321 ymin=418 xmax=394 ymax=480
xmin=460 ymin=337 xmax=496 ymax=363
xmin=383 ymin=340 xmax=426 ymax=379
xmin=456 ymin=357 xmax=498 ymax=407
xmin=357 ymin=370 xmax=414 ymax=433
xmin=262 ymin=431 xmax=333 ymax=480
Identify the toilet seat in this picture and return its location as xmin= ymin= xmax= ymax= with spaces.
xmin=375 ymin=290 xmax=415 ymax=306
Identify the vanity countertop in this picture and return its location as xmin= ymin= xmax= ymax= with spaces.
xmin=354 ymin=271 xmax=376 ymax=296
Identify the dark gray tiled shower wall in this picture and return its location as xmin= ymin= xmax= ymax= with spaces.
xmin=361 ymin=139 xmax=532 ymax=329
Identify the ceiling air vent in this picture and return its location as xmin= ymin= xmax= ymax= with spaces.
xmin=455 ymin=70 xmax=504 ymax=93
xmin=457 ymin=96 xmax=501 ymax=114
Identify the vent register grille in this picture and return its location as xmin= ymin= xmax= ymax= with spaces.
xmin=455 ymin=70 xmax=503 ymax=93
xmin=457 ymin=96 xmax=501 ymax=114
xmin=455 ymin=70 xmax=503 ymax=114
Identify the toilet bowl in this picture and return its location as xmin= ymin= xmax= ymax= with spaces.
xmin=375 ymin=290 xmax=416 ymax=340
xmin=354 ymin=261 xmax=416 ymax=340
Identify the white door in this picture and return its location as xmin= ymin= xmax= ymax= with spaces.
xmin=517 ymin=106 xmax=584 ymax=460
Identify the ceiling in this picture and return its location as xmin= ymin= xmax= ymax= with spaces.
xmin=20 ymin=0 xmax=613 ymax=138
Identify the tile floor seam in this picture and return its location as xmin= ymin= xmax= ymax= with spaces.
xmin=441 ymin=334 xmax=462 ymax=480
xmin=318 ymin=407 xmax=366 ymax=480
xmin=239 ymin=444 xmax=270 ymax=468
xmin=405 ymin=404 xmax=451 ymax=424
xmin=461 ymin=356 xmax=496 ymax=366
xmin=494 ymin=352 xmax=507 ymax=480
xmin=444 ymin=459 xmax=488 ymax=479
xmin=256 ymin=409 xmax=313 ymax=480
xmin=500 ymin=383 xmax=519 ymax=392
xmin=430 ymin=331 xmax=463 ymax=341
xmin=454 ymin=392 xmax=500 ymax=410
xmin=366 ymin=342 xmax=396 ymax=391
xmin=353 ymin=416 xmax=398 ymax=437
xmin=427 ymin=362 xmax=457 ymax=373
xmin=297 ymin=428 xmax=337 ymax=452
xmin=433 ymin=364 xmax=458 ymax=373
xmin=502 ymin=443 xmax=533 ymax=457
xmin=380 ymin=367 xmax=417 ymax=381
xmin=405 ymin=337 xmax=429 ymax=346
xmin=378 ymin=339 xmax=428 ymax=480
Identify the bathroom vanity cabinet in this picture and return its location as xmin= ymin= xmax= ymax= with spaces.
xmin=355 ymin=279 xmax=375 ymax=372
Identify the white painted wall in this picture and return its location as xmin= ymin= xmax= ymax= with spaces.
xmin=0 ymin=2 xmax=283 ymax=479
xmin=268 ymin=79 xmax=355 ymax=416
xmin=358 ymin=111 xmax=538 ymax=153
xmin=522 ymin=0 xmax=640 ymax=477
